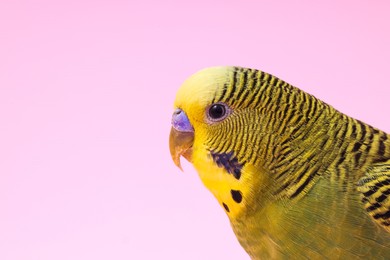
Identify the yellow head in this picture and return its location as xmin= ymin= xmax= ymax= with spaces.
xmin=170 ymin=66 xmax=277 ymax=217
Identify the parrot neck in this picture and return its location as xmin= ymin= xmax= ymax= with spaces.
xmin=228 ymin=113 xmax=390 ymax=258
xmin=265 ymin=112 xmax=390 ymax=201
xmin=232 ymin=97 xmax=390 ymax=220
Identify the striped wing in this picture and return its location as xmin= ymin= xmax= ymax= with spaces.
xmin=358 ymin=161 xmax=390 ymax=233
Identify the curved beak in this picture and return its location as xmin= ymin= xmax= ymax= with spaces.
xmin=169 ymin=109 xmax=194 ymax=170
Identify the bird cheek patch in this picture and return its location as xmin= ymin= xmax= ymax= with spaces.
xmin=210 ymin=151 xmax=244 ymax=180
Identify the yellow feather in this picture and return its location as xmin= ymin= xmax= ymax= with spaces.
xmin=171 ymin=66 xmax=390 ymax=258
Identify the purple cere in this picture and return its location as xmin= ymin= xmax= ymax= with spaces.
xmin=171 ymin=109 xmax=194 ymax=132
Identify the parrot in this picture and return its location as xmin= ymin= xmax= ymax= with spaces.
xmin=169 ymin=66 xmax=390 ymax=259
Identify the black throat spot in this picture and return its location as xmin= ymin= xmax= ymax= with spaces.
xmin=210 ymin=151 xmax=243 ymax=180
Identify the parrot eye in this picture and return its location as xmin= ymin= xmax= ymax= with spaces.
xmin=207 ymin=103 xmax=229 ymax=122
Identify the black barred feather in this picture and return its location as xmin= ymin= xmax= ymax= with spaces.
xmin=174 ymin=66 xmax=390 ymax=258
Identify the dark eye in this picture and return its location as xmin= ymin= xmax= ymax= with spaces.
xmin=208 ymin=103 xmax=229 ymax=122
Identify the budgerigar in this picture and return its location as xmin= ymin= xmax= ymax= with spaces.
xmin=169 ymin=66 xmax=390 ymax=259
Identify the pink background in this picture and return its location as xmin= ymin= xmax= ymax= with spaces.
xmin=0 ymin=1 xmax=389 ymax=259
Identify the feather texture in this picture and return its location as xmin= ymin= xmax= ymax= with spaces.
xmin=170 ymin=66 xmax=390 ymax=258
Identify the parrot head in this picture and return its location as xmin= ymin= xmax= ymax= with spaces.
xmin=169 ymin=65 xmax=319 ymax=218
xmin=169 ymin=65 xmax=323 ymax=217
xmin=169 ymin=66 xmax=233 ymax=170
xmin=169 ymin=66 xmax=275 ymax=218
